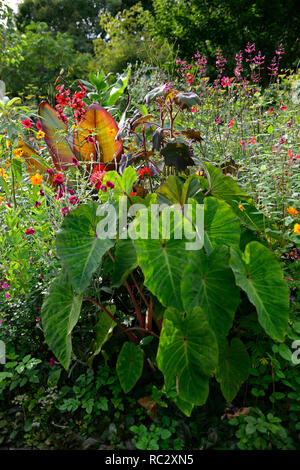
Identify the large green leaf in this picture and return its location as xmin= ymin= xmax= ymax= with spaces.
xmin=116 ymin=342 xmax=144 ymax=393
xmin=88 ymin=306 xmax=117 ymax=366
xmin=230 ymin=242 xmax=289 ymax=341
xmin=56 ymin=203 xmax=114 ymax=293
xmin=111 ymin=239 xmax=137 ymax=287
xmin=41 ymin=271 xmax=83 ymax=370
xmin=204 ymin=197 xmax=240 ymax=254
xmin=181 ymin=246 xmax=240 ymax=340
xmin=216 ymin=338 xmax=251 ymax=402
xmin=157 ymin=307 xmax=218 ymax=405
xmin=130 ymin=208 xmax=188 ymax=310
xmin=156 ymin=174 xmax=205 ymax=207
xmin=203 ymin=163 xmax=251 ymax=204
xmin=105 ymin=67 xmax=131 ymax=106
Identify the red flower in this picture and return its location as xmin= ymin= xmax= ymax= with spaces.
xmin=22 ymin=118 xmax=32 ymax=128
xmin=106 ymin=181 xmax=115 ymax=189
xmin=227 ymin=119 xmax=234 ymax=128
xmin=186 ymin=73 xmax=194 ymax=84
xmin=138 ymin=167 xmax=151 ymax=179
xmin=280 ymin=104 xmax=287 ymax=111
xmin=72 ymin=157 xmax=79 ymax=166
xmin=90 ymin=170 xmax=106 ymax=190
xmin=49 ymin=358 xmax=55 ymax=367
xmin=129 ymin=192 xmax=137 ymax=196
xmin=248 ymin=136 xmax=255 ymax=144
xmin=36 ymin=121 xmax=42 ymax=130
xmin=53 ymin=172 xmax=65 ymax=185
xmin=221 ymin=77 xmax=232 ymax=87
xmin=25 ymin=228 xmax=35 ymax=235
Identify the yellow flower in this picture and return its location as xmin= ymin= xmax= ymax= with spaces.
xmin=36 ymin=131 xmax=45 ymax=139
xmin=30 ymin=173 xmax=43 ymax=185
xmin=238 ymin=204 xmax=245 ymax=211
xmin=287 ymin=206 xmax=299 ymax=217
xmin=14 ymin=148 xmax=23 ymax=158
xmin=0 ymin=168 xmax=8 ymax=180
xmin=196 ymin=170 xmax=203 ymax=176
xmin=293 ymin=223 xmax=300 ymax=235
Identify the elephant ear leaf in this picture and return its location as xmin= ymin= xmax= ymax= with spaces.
xmin=73 ymin=103 xmax=123 ymax=164
xmin=39 ymin=101 xmax=75 ymax=171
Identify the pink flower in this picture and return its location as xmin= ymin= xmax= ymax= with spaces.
xmin=61 ymin=207 xmax=70 ymax=216
xmin=5 ymin=292 xmax=10 ymax=298
xmin=2 ymin=283 xmax=9 ymax=289
xmin=25 ymin=228 xmax=35 ymax=235
xmin=34 ymin=201 xmax=41 ymax=207
xmin=72 ymin=157 xmax=79 ymax=166
xmin=69 ymin=196 xmax=79 ymax=205
xmin=221 ymin=77 xmax=232 ymax=87
xmin=87 ymin=135 xmax=95 ymax=144
xmin=191 ymin=106 xmax=197 ymax=113
xmin=36 ymin=317 xmax=40 ymax=322
xmin=29 ymin=258 xmax=34 ymax=263
xmin=100 ymin=185 xmax=107 ymax=192
xmin=22 ymin=118 xmax=32 ymax=128
xmin=40 ymin=189 xmax=45 ymax=196
xmin=106 ymin=181 xmax=115 ymax=189
xmin=186 ymin=73 xmax=194 ymax=84
xmin=215 ymin=117 xmax=221 ymax=125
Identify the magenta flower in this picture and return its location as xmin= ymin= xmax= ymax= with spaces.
xmin=5 ymin=292 xmax=10 ymax=298
xmin=72 ymin=157 xmax=79 ymax=166
xmin=29 ymin=258 xmax=34 ymax=263
xmin=25 ymin=228 xmax=35 ymax=235
xmin=221 ymin=77 xmax=232 ymax=87
xmin=2 ymin=283 xmax=9 ymax=289
xmin=100 ymin=185 xmax=107 ymax=192
xmin=69 ymin=196 xmax=79 ymax=205
xmin=87 ymin=135 xmax=95 ymax=144
xmin=40 ymin=189 xmax=45 ymax=196
xmin=61 ymin=207 xmax=70 ymax=216
xmin=34 ymin=201 xmax=41 ymax=207
xmin=36 ymin=317 xmax=41 ymax=322
xmin=46 ymin=168 xmax=54 ymax=175
xmin=106 ymin=181 xmax=115 ymax=189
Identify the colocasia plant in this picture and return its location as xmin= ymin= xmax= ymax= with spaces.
xmin=38 ymin=84 xmax=291 ymax=416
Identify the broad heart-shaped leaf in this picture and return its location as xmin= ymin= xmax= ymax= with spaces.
xmin=39 ymin=101 xmax=75 ymax=171
xmin=88 ymin=305 xmax=117 ymax=367
xmin=203 ymin=162 xmax=251 ymax=205
xmin=216 ymin=338 xmax=251 ymax=402
xmin=56 ymin=202 xmax=114 ymax=293
xmin=204 ymin=196 xmax=240 ymax=254
xmin=181 ymin=246 xmax=240 ymax=340
xmin=41 ymin=270 xmax=83 ymax=370
xmin=130 ymin=208 xmax=189 ymax=310
xmin=230 ymin=241 xmax=289 ymax=341
xmin=116 ymin=342 xmax=144 ymax=393
xmin=156 ymin=174 xmax=205 ymax=207
xmin=111 ymin=239 xmax=137 ymax=287
xmin=73 ymin=103 xmax=123 ymax=164
xmin=231 ymin=201 xmax=279 ymax=238
xmin=157 ymin=307 xmax=218 ymax=406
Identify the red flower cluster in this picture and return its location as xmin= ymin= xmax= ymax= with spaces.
xmin=90 ymin=169 xmax=107 ymax=190
xmin=53 ymin=172 xmax=65 ymax=185
xmin=55 ymin=82 xmax=87 ymax=124
xmin=138 ymin=167 xmax=151 ymax=179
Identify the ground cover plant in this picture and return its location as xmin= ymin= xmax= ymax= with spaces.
xmin=0 ymin=0 xmax=299 ymax=451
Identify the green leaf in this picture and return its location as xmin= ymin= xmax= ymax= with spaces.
xmin=116 ymin=342 xmax=144 ymax=393
xmin=156 ymin=174 xmax=205 ymax=207
xmin=88 ymin=306 xmax=117 ymax=366
xmin=181 ymin=246 xmax=240 ymax=340
xmin=231 ymin=201 xmax=278 ymax=235
xmin=131 ymin=208 xmax=188 ymax=310
xmin=157 ymin=307 xmax=218 ymax=405
xmin=216 ymin=338 xmax=251 ymax=402
xmin=105 ymin=68 xmax=131 ymax=106
xmin=174 ymin=92 xmax=201 ymax=109
xmin=204 ymin=197 xmax=240 ymax=254
xmin=56 ymin=202 xmax=114 ymax=293
xmin=203 ymin=163 xmax=251 ymax=204
xmin=41 ymin=271 xmax=83 ymax=370
xmin=230 ymin=242 xmax=289 ymax=341
xmin=111 ymin=239 xmax=137 ymax=287
xmin=11 ymin=158 xmax=22 ymax=185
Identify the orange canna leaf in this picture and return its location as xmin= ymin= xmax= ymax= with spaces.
xmin=73 ymin=103 xmax=123 ymax=165
xmin=17 ymin=140 xmax=54 ymax=185
xmin=39 ymin=101 xmax=75 ymax=171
